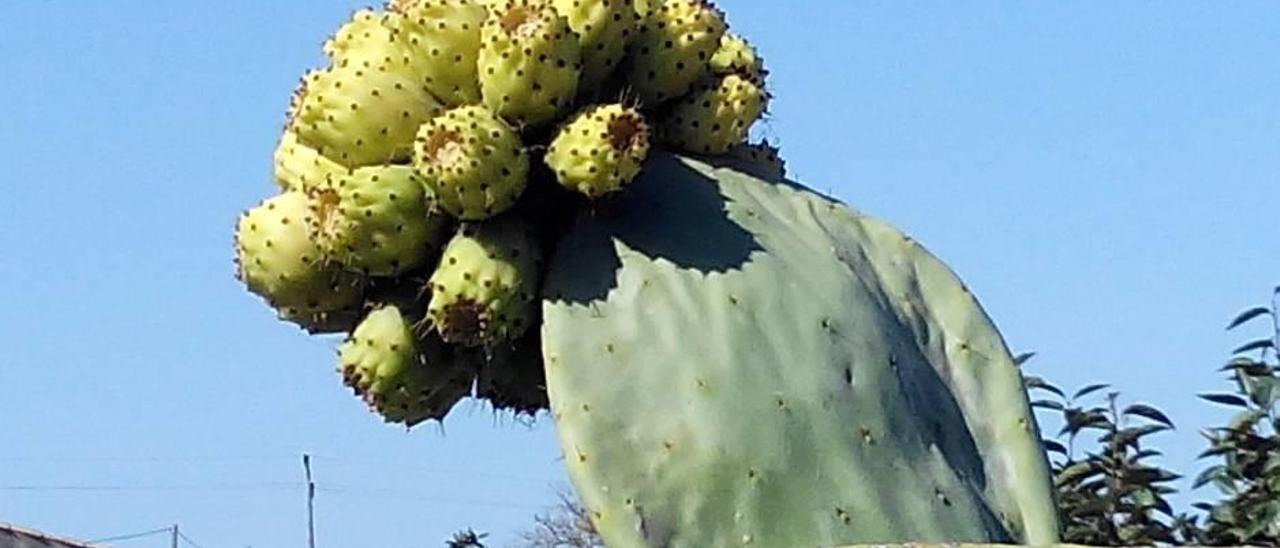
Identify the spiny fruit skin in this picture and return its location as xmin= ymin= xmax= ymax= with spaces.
xmin=235 ymin=192 xmax=365 ymax=324
xmin=310 ymin=165 xmax=447 ymax=276
xmin=660 ymin=73 xmax=767 ymax=154
xmin=273 ymin=129 xmax=349 ymax=192
xmin=551 ymin=0 xmax=639 ymax=91
xmin=289 ymin=15 xmax=443 ymax=168
xmin=477 ymin=0 xmax=583 ymax=127
xmin=545 ymin=103 xmax=650 ymax=197
xmin=427 ymin=216 xmax=541 ymax=347
xmin=626 ymin=0 xmax=726 ymax=107
xmin=414 ymin=105 xmax=529 ymax=220
xmin=384 ymin=0 xmax=488 ymax=107
xmin=338 ymin=305 xmax=479 ymax=427
xmin=322 ymin=9 xmax=388 ymax=63
xmin=709 ymin=32 xmax=766 ymax=83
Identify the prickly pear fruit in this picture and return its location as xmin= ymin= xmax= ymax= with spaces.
xmin=273 ymin=129 xmax=348 ymax=192
xmin=427 ymin=216 xmax=541 ymax=347
xmin=477 ymin=0 xmax=583 ymax=127
xmin=625 ymin=0 xmax=726 ymax=106
xmin=288 ymin=34 xmax=443 ymax=167
xmin=476 ymin=330 xmax=549 ymax=417
xmin=414 ymin=105 xmax=529 ymax=220
xmin=235 ymin=192 xmax=364 ymax=324
xmin=724 ymin=139 xmax=785 ymax=180
xmin=310 ymin=165 xmax=447 ymax=276
xmin=322 ymin=9 xmax=389 ymax=63
xmin=660 ymin=73 xmax=767 ymax=154
xmin=338 ymin=305 xmax=480 ymax=426
xmin=385 ymin=0 xmax=488 ymax=107
xmin=710 ymin=32 xmax=766 ymax=83
xmin=545 ymin=103 xmax=650 ymax=197
xmin=551 ymin=0 xmax=639 ymax=91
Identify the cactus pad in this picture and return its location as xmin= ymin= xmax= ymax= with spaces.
xmin=541 ymin=153 xmax=1060 ymax=546
xmin=545 ymin=103 xmax=651 ymax=198
xmin=413 ymin=105 xmax=530 ymax=220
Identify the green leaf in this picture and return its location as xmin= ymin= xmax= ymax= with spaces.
xmin=1030 ymin=399 xmax=1065 ymax=411
xmin=1042 ymin=439 xmax=1068 ymax=456
xmin=1023 ymin=376 xmax=1065 ymax=398
xmin=1227 ymin=306 xmax=1272 ymax=330
xmin=1247 ymin=376 xmax=1280 ymax=408
xmin=1234 ymin=338 xmax=1276 ymax=355
xmin=1193 ymin=465 xmax=1226 ymax=489
xmin=1124 ymin=403 xmax=1175 ymax=428
xmin=1073 ymin=383 xmax=1111 ymax=401
xmin=1201 ymin=393 xmax=1250 ymax=408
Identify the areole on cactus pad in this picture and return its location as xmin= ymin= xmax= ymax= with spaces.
xmin=233 ymin=0 xmax=1060 ymax=544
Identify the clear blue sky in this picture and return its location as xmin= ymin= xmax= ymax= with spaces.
xmin=1 ymin=1 xmax=1276 ymax=546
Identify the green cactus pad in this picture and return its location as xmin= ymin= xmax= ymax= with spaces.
xmin=273 ymin=129 xmax=349 ymax=193
xmin=660 ymin=73 xmax=767 ymax=154
xmin=288 ymin=39 xmax=443 ymax=167
xmin=339 ymin=305 xmax=480 ymax=426
xmin=414 ymin=105 xmax=530 ymax=220
xmin=541 ymin=153 xmax=1060 ymax=547
xmin=709 ymin=32 xmax=766 ymax=84
xmin=722 ymin=140 xmax=785 ymax=180
xmin=478 ymin=0 xmax=583 ymax=127
xmin=551 ymin=0 xmax=639 ymax=91
xmin=385 ymin=0 xmax=488 ymax=107
xmin=545 ymin=103 xmax=651 ymax=198
xmin=427 ymin=216 xmax=542 ymax=347
xmin=625 ymin=0 xmax=726 ymax=107
xmin=235 ymin=192 xmax=365 ymax=324
xmin=310 ymin=164 xmax=447 ymax=276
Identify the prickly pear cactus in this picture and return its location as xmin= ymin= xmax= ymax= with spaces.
xmin=236 ymin=2 xmax=1060 ymax=543
xmin=542 ymin=153 xmax=1060 ymax=547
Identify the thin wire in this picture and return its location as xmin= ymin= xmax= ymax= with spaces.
xmin=0 ymin=481 xmax=303 ymax=492
xmin=88 ymin=526 xmax=172 ymax=543
xmin=177 ymin=530 xmax=206 ymax=548
xmin=307 ymin=454 xmax=557 ymax=484
xmin=316 ymin=483 xmax=543 ymax=511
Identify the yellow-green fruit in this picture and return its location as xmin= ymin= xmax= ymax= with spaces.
xmin=235 ymin=192 xmax=364 ymax=322
xmin=477 ymin=0 xmax=583 ymax=127
xmin=710 ymin=32 xmax=766 ymax=83
xmin=385 ymin=0 xmax=488 ymax=107
xmin=427 ymin=216 xmax=541 ymax=347
xmin=322 ymin=9 xmax=388 ymax=63
xmin=414 ymin=105 xmax=529 ymax=220
xmin=288 ymin=21 xmax=443 ymax=167
xmin=545 ymin=103 xmax=650 ymax=197
xmin=660 ymin=73 xmax=767 ymax=154
xmin=626 ymin=0 xmax=726 ymax=106
xmin=310 ymin=165 xmax=447 ymax=276
xmin=273 ymin=129 xmax=349 ymax=192
xmin=634 ymin=0 xmax=650 ymax=17
xmin=339 ymin=305 xmax=479 ymax=427
xmin=551 ymin=0 xmax=639 ymax=90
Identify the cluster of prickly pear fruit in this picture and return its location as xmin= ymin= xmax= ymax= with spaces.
xmin=234 ymin=0 xmax=782 ymax=427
